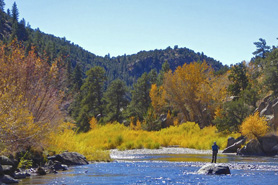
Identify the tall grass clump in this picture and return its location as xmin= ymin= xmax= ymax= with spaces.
xmin=46 ymin=122 xmax=111 ymax=162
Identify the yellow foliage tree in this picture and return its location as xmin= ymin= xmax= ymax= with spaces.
xmin=163 ymin=62 xmax=215 ymax=127
xmin=129 ymin=117 xmax=135 ymax=130
xmin=165 ymin=110 xmax=172 ymax=127
xmin=149 ymin=84 xmax=166 ymax=114
xmin=90 ymin=117 xmax=98 ymax=129
xmin=135 ymin=119 xmax=142 ymax=130
xmin=240 ymin=112 xmax=269 ymax=140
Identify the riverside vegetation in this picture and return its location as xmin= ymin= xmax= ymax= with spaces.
xmin=0 ymin=0 xmax=278 ymax=164
xmin=48 ymin=122 xmax=240 ymax=161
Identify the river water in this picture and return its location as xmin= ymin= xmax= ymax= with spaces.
xmin=19 ymin=149 xmax=278 ymax=185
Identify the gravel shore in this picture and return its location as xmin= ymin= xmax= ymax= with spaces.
xmin=110 ymin=147 xmax=220 ymax=159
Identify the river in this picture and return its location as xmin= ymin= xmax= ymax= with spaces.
xmin=18 ymin=148 xmax=278 ymax=185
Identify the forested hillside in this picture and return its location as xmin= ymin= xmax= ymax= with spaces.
xmin=0 ymin=2 xmax=223 ymax=87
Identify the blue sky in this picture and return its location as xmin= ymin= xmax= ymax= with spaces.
xmin=5 ymin=0 xmax=278 ymax=65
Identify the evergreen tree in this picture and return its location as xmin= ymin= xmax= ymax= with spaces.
xmin=17 ymin=18 xmax=28 ymax=41
xmin=0 ymin=0 xmax=5 ymax=12
xmin=0 ymin=0 xmax=4 ymax=37
xmin=73 ymin=66 xmax=106 ymax=131
xmin=253 ymin=38 xmax=271 ymax=59
xmin=72 ymin=64 xmax=83 ymax=91
xmin=129 ymin=72 xmax=151 ymax=120
xmin=76 ymin=106 xmax=90 ymax=132
xmin=103 ymin=79 xmax=129 ymax=122
xmin=80 ymin=66 xmax=106 ymax=116
xmin=149 ymin=69 xmax=158 ymax=85
xmin=228 ymin=63 xmax=249 ymax=97
xmin=264 ymin=48 xmax=278 ymax=96
xmin=6 ymin=8 xmax=10 ymax=17
xmin=11 ymin=2 xmax=19 ymax=22
xmin=157 ymin=61 xmax=170 ymax=86
xmin=65 ymin=61 xmax=73 ymax=90
xmin=213 ymin=99 xmax=250 ymax=132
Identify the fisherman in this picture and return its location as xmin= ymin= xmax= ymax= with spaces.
xmin=211 ymin=141 xmax=219 ymax=163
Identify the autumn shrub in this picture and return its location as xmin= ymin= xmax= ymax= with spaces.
xmin=240 ymin=112 xmax=269 ymax=140
xmin=17 ymin=152 xmax=33 ymax=169
xmin=0 ymin=42 xmax=63 ymax=153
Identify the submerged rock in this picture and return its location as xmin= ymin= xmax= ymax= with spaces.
xmin=197 ymin=164 xmax=231 ymax=175
xmin=14 ymin=171 xmax=30 ymax=179
xmin=35 ymin=167 xmax=47 ymax=175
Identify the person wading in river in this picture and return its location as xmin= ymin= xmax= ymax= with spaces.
xmin=211 ymin=142 xmax=219 ymax=163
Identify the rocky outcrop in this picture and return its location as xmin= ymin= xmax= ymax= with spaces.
xmin=47 ymin=152 xmax=89 ymax=166
xmin=257 ymin=96 xmax=278 ymax=130
xmin=223 ymin=138 xmax=246 ymax=153
xmin=237 ymin=135 xmax=278 ymax=156
xmin=197 ymin=164 xmax=231 ymax=175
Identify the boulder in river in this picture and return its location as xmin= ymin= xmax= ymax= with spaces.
xmin=2 ymin=165 xmax=15 ymax=176
xmin=0 ymin=156 xmax=14 ymax=166
xmin=48 ymin=152 xmax=89 ymax=166
xmin=0 ymin=174 xmax=19 ymax=184
xmin=197 ymin=163 xmax=231 ymax=175
xmin=238 ymin=135 xmax=278 ymax=156
xmin=258 ymin=135 xmax=278 ymax=155
xmin=237 ymin=139 xmax=265 ymax=156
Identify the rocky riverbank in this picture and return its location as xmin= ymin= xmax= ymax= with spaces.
xmin=0 ymin=152 xmax=89 ymax=184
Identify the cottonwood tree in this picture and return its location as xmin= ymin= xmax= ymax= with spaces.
xmin=163 ymin=62 xmax=217 ymax=127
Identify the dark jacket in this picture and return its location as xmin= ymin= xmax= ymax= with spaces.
xmin=212 ymin=144 xmax=219 ymax=152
